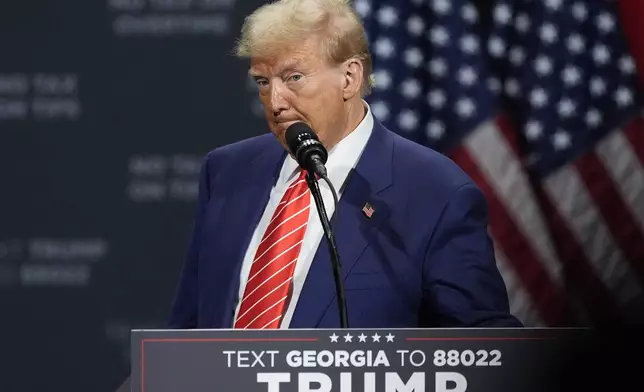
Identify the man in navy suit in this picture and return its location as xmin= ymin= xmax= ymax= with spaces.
xmin=168 ymin=0 xmax=522 ymax=329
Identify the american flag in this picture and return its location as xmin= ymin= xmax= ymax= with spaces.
xmin=362 ymin=202 xmax=375 ymax=218
xmin=356 ymin=0 xmax=644 ymax=326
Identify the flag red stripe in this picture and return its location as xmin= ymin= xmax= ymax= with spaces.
xmin=623 ymin=117 xmax=644 ymax=166
xmin=531 ymin=182 xmax=623 ymax=325
xmin=574 ymin=151 xmax=644 ymax=285
xmin=616 ymin=0 xmax=644 ymax=89
xmin=495 ymin=113 xmax=521 ymax=154
xmin=494 ymin=115 xmax=622 ymax=325
xmin=450 ymin=146 xmax=571 ymax=325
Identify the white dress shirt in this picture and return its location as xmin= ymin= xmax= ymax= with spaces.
xmin=233 ymin=101 xmax=374 ymax=328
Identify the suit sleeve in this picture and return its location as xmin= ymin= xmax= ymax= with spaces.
xmin=422 ymin=182 xmax=523 ymax=327
xmin=166 ymin=153 xmax=213 ymax=328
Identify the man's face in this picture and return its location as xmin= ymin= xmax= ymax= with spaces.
xmin=249 ymin=38 xmax=346 ymax=151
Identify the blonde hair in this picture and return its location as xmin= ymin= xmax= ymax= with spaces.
xmin=234 ymin=0 xmax=374 ymax=96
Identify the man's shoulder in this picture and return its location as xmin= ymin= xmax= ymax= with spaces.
xmin=197 ymin=132 xmax=282 ymax=183
xmin=388 ymin=129 xmax=475 ymax=195
xmin=205 ymin=132 xmax=277 ymax=161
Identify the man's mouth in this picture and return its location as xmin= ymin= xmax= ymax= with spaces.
xmin=275 ymin=120 xmax=300 ymax=130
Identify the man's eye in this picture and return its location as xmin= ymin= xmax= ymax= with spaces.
xmin=256 ymin=79 xmax=268 ymax=87
xmin=289 ymin=74 xmax=302 ymax=82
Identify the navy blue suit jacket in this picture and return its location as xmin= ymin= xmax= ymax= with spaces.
xmin=168 ymin=120 xmax=522 ymax=328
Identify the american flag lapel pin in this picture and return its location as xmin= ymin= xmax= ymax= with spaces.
xmin=361 ymin=202 xmax=375 ymax=218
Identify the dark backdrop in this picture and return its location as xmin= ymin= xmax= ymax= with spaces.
xmin=0 ymin=1 xmax=488 ymax=391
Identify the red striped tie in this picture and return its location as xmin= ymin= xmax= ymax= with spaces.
xmin=234 ymin=170 xmax=310 ymax=329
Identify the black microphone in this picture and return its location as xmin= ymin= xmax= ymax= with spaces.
xmin=285 ymin=122 xmax=329 ymax=178
xmin=285 ymin=122 xmax=349 ymax=329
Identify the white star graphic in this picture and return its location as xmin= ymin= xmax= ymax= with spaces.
xmin=530 ymin=88 xmax=549 ymax=108
xmin=585 ymin=109 xmax=602 ymax=128
xmin=427 ymin=89 xmax=446 ymax=109
xmin=428 ymin=58 xmax=447 ymax=77
xmin=426 ymin=120 xmax=445 ymax=140
xmin=377 ymin=6 xmax=398 ymax=27
xmin=432 ymin=0 xmax=451 ymax=15
xmin=429 ymin=26 xmax=449 ymax=46
xmin=488 ymin=36 xmax=506 ymax=58
xmin=400 ymin=79 xmax=421 ymax=99
xmin=354 ymin=0 xmax=370 ymax=18
xmin=371 ymin=101 xmax=390 ymax=121
xmin=593 ymin=44 xmax=610 ymax=66
xmin=596 ymin=12 xmax=615 ymax=33
xmin=561 ymin=65 xmax=582 ymax=86
xmin=525 ymin=120 xmax=543 ymax=141
xmin=494 ymin=4 xmax=512 ymax=25
xmin=505 ymin=78 xmax=520 ymax=97
xmin=615 ymin=87 xmax=634 ymax=107
xmin=398 ymin=110 xmax=419 ymax=131
xmin=372 ymin=333 xmax=381 ymax=342
xmin=372 ymin=69 xmax=392 ymax=90
xmin=509 ymin=47 xmax=526 ymax=66
xmin=404 ymin=47 xmax=423 ymax=68
xmin=619 ymin=56 xmax=636 ymax=74
xmin=461 ymin=4 xmax=478 ymax=23
xmin=385 ymin=333 xmax=395 ymax=342
xmin=456 ymin=98 xmax=476 ymax=118
xmin=572 ymin=2 xmax=588 ymax=22
xmin=488 ymin=77 xmax=501 ymax=93
xmin=515 ymin=14 xmax=530 ymax=33
xmin=330 ymin=333 xmax=339 ymax=343
xmin=540 ymin=23 xmax=558 ymax=44
xmin=343 ymin=333 xmax=353 ymax=343
xmin=374 ymin=38 xmax=395 ymax=59
xmin=534 ymin=55 xmax=553 ymax=76
xmin=358 ymin=333 xmax=368 ymax=343
xmin=590 ymin=77 xmax=606 ymax=97
xmin=566 ymin=34 xmax=585 ymax=54
xmin=460 ymin=34 xmax=479 ymax=54
xmin=545 ymin=0 xmax=563 ymax=11
xmin=458 ymin=66 xmax=477 ymax=86
xmin=557 ymin=98 xmax=576 ymax=118
xmin=407 ymin=15 xmax=424 ymax=37
xmin=552 ymin=131 xmax=571 ymax=150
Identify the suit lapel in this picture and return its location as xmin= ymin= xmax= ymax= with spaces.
xmin=207 ymin=137 xmax=286 ymax=328
xmin=289 ymin=121 xmax=394 ymax=328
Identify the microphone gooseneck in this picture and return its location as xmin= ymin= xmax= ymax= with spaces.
xmin=285 ymin=122 xmax=348 ymax=329
xmin=305 ymin=172 xmax=348 ymax=329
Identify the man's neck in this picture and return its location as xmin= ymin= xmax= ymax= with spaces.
xmin=326 ymin=99 xmax=367 ymax=151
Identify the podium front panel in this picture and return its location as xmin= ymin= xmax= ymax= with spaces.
xmin=131 ymin=328 xmax=592 ymax=392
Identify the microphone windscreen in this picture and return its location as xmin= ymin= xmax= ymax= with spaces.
xmin=285 ymin=122 xmax=317 ymax=155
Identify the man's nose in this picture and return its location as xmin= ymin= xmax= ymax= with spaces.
xmin=268 ymin=83 xmax=289 ymax=115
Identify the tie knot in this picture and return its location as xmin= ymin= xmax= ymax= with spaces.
xmin=295 ymin=170 xmax=320 ymax=181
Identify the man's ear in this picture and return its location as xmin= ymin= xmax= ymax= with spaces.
xmin=342 ymin=58 xmax=364 ymax=100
